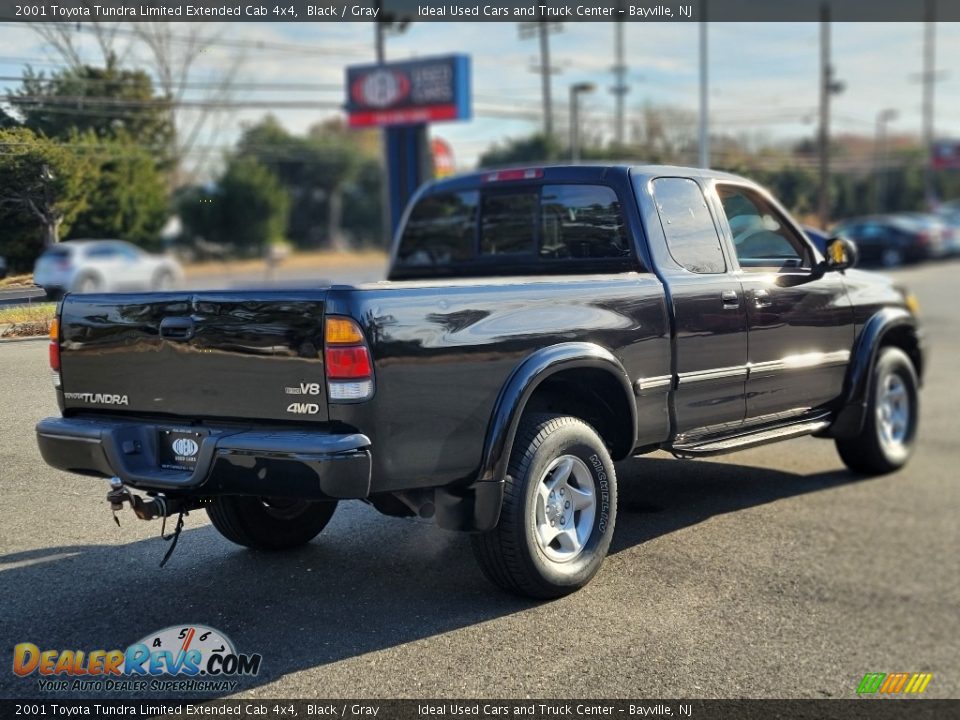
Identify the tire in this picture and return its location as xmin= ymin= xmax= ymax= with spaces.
xmin=207 ymin=496 xmax=338 ymax=551
xmin=471 ymin=414 xmax=617 ymax=599
xmin=74 ymin=274 xmax=102 ymax=294
xmin=836 ymin=346 xmax=919 ymax=475
xmin=152 ymin=269 xmax=175 ymax=291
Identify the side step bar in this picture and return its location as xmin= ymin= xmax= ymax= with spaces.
xmin=669 ymin=417 xmax=831 ymax=458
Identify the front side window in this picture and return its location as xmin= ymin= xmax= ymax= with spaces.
xmin=540 ymin=185 xmax=630 ymax=260
xmin=717 ymin=185 xmax=810 ymax=269
xmin=652 ymin=177 xmax=726 ymax=274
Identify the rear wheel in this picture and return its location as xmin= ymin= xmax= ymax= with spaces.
xmin=152 ymin=269 xmax=176 ymax=291
xmin=836 ymin=346 xmax=919 ymax=475
xmin=471 ymin=414 xmax=617 ymax=599
xmin=207 ymin=496 xmax=338 ymax=551
xmin=74 ymin=274 xmax=102 ymax=293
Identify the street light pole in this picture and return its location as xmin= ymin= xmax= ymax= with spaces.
xmin=570 ymin=82 xmax=596 ymax=162
xmin=873 ymin=109 xmax=898 ymax=214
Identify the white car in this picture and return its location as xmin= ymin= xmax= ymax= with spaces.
xmin=33 ymin=240 xmax=184 ymax=297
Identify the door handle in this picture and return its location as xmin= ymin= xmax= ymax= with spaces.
xmin=721 ymin=290 xmax=740 ymax=309
xmin=159 ymin=316 xmax=195 ymax=341
xmin=754 ymin=289 xmax=772 ymax=309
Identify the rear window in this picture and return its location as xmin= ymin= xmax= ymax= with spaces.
xmin=394 ymin=183 xmax=634 ymax=277
xmin=40 ymin=247 xmax=72 ymax=260
xmin=395 ymin=191 xmax=478 ymax=267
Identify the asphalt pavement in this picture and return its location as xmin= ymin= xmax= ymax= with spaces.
xmin=0 ymin=262 xmax=957 ymax=700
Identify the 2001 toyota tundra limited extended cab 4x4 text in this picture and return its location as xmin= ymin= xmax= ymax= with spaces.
xmin=37 ymin=165 xmax=925 ymax=598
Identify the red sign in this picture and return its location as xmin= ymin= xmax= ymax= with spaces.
xmin=932 ymin=140 xmax=960 ymax=170
xmin=431 ymin=138 xmax=455 ymax=178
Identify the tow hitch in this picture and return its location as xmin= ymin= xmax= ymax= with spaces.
xmin=106 ymin=477 xmax=197 ymax=567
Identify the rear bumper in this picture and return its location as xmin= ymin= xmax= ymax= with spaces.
xmin=36 ymin=417 xmax=371 ymax=500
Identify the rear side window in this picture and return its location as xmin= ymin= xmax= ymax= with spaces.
xmin=41 ymin=247 xmax=71 ymax=260
xmin=540 ymin=185 xmax=629 ymax=260
xmin=396 ymin=191 xmax=478 ymax=267
xmin=652 ymin=177 xmax=726 ymax=274
xmin=86 ymin=245 xmax=121 ymax=259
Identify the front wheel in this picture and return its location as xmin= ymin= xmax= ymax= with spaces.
xmin=471 ymin=414 xmax=617 ymax=599
xmin=836 ymin=346 xmax=919 ymax=475
xmin=207 ymin=496 xmax=338 ymax=551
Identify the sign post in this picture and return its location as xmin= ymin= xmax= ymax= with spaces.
xmin=346 ymin=54 xmax=471 ymax=238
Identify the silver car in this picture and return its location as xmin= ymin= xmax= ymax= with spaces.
xmin=33 ymin=240 xmax=183 ymax=297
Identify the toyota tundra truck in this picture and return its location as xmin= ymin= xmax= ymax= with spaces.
xmin=36 ymin=165 xmax=924 ymax=598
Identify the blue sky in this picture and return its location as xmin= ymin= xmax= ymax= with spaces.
xmin=1 ymin=21 xmax=957 ymax=173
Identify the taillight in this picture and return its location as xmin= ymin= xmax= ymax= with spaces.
xmin=324 ymin=316 xmax=373 ymax=401
xmin=49 ymin=317 xmax=61 ymax=385
xmin=917 ymin=231 xmax=930 ymax=246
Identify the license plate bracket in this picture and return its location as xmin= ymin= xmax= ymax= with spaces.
xmin=158 ymin=429 xmax=204 ymax=471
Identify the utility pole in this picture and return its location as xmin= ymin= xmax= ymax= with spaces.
xmin=611 ymin=13 xmax=629 ymax=148
xmin=539 ymin=22 xmax=553 ymax=138
xmin=817 ymin=3 xmax=843 ymax=229
xmin=873 ymin=109 xmax=898 ymax=213
xmin=698 ymin=1 xmax=709 ymax=168
xmin=519 ymin=19 xmax=563 ymax=141
xmin=922 ymin=0 xmax=937 ymax=206
xmin=570 ymin=82 xmax=596 ymax=162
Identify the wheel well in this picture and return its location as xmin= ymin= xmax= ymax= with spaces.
xmin=523 ymin=367 xmax=634 ymax=460
xmin=880 ymin=325 xmax=923 ymax=380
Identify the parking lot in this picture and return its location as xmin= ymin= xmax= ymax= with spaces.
xmin=0 ymin=261 xmax=957 ymax=700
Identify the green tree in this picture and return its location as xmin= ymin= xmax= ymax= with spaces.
xmin=10 ymin=61 xmax=173 ymax=157
xmin=0 ymin=127 xmax=99 ymax=251
xmin=478 ymin=133 xmax=562 ymax=167
xmin=69 ymin=136 xmax=169 ymax=249
xmin=180 ymin=157 xmax=289 ymax=257
xmin=234 ymin=116 xmax=378 ymax=248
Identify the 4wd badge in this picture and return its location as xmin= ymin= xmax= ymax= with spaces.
xmin=286 ymin=402 xmax=320 ymax=415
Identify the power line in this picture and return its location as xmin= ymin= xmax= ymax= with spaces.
xmin=0 ymin=74 xmax=343 ymax=92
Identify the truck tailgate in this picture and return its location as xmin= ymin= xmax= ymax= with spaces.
xmin=58 ymin=291 xmax=329 ymax=422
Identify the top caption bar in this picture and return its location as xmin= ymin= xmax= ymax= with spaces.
xmin=2 ymin=0 xmax=959 ymax=22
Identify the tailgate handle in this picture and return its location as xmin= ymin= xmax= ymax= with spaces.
xmin=159 ymin=316 xmax=195 ymax=341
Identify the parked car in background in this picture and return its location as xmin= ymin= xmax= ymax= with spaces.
xmin=803 ymin=225 xmax=830 ymax=254
xmin=0 ymin=255 xmax=7 ymax=279
xmin=934 ymin=204 xmax=960 ymax=255
xmin=834 ymin=214 xmax=948 ymax=267
xmin=33 ymin=240 xmax=183 ymax=298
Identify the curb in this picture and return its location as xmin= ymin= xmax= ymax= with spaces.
xmin=0 ymin=334 xmax=47 ymax=344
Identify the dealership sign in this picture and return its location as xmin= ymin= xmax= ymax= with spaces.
xmin=346 ymin=54 xmax=471 ymax=128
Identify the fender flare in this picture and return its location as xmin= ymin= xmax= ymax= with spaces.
xmin=476 ymin=342 xmax=637 ymax=485
xmin=828 ymin=307 xmax=923 ymax=438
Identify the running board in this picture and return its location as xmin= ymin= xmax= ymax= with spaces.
xmin=669 ymin=418 xmax=831 ymax=457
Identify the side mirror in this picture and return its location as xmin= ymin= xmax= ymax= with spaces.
xmin=824 ymin=236 xmax=859 ymax=272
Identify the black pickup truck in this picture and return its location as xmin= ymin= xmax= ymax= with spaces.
xmin=37 ymin=165 xmax=924 ymax=598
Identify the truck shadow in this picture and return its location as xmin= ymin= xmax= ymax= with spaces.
xmin=0 ymin=457 xmax=872 ymax=699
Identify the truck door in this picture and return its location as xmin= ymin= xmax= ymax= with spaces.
xmin=649 ymin=177 xmax=748 ymax=439
xmin=712 ymin=183 xmax=854 ymax=425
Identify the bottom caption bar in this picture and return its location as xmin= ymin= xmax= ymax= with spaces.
xmin=1 ymin=700 xmax=956 ymax=719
